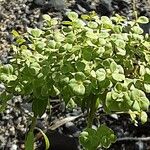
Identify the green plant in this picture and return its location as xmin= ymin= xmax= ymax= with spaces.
xmin=0 ymin=11 xmax=150 ymax=149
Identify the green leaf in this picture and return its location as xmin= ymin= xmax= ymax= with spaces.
xmin=137 ymin=16 xmax=149 ymax=24
xmin=88 ymin=21 xmax=98 ymax=29
xmin=60 ymin=76 xmax=69 ymax=84
xmin=51 ymin=85 xmax=60 ymax=96
xmin=110 ymin=62 xmax=117 ymax=73
xmin=113 ymin=25 xmax=122 ymax=33
xmin=116 ymin=48 xmax=126 ymax=56
xmin=69 ymin=79 xmax=85 ymax=95
xmin=111 ymin=91 xmax=119 ymax=100
xmin=41 ymin=84 xmax=49 ymax=97
xmin=61 ymin=63 xmax=74 ymax=74
xmin=112 ymin=73 xmax=125 ymax=81
xmin=0 ymin=92 xmax=13 ymax=112
xmin=96 ymin=47 xmax=105 ymax=56
xmin=75 ymin=72 xmax=86 ymax=81
xmin=132 ymin=100 xmax=140 ymax=111
xmin=73 ymin=19 xmax=86 ymax=28
xmin=139 ymin=97 xmax=149 ymax=110
xmin=99 ymin=32 xmax=109 ymax=38
xmin=97 ymin=124 xmax=116 ymax=148
xmin=91 ymin=70 xmax=96 ymax=78
xmin=144 ymin=84 xmax=150 ymax=93
xmin=25 ymin=131 xmax=34 ymax=150
xmin=82 ymin=47 xmax=93 ymax=61
xmin=62 ymin=21 xmax=72 ymax=25
xmin=139 ymin=65 xmax=145 ymax=76
xmin=51 ymin=19 xmax=58 ymax=25
xmin=32 ymin=98 xmax=48 ymax=117
xmin=30 ymin=28 xmax=43 ymax=38
xmin=101 ymin=16 xmax=113 ymax=28
xmin=54 ymin=32 xmax=65 ymax=42
xmin=23 ymin=82 xmax=33 ymax=95
xmin=75 ymin=61 xmax=86 ymax=71
xmin=86 ymin=31 xmax=98 ymax=39
xmin=36 ymin=41 xmax=46 ymax=50
xmin=65 ymin=33 xmax=76 ymax=43
xmin=43 ymin=14 xmax=51 ymax=21
xmin=80 ymin=128 xmax=99 ymax=150
xmin=99 ymin=39 xmax=106 ymax=46
xmin=131 ymin=26 xmax=143 ymax=34
xmin=16 ymin=38 xmax=26 ymax=45
xmin=81 ymin=14 xmax=90 ymax=20
xmin=48 ymin=40 xmax=56 ymax=49
xmin=96 ymin=68 xmax=106 ymax=82
xmin=142 ymin=41 xmax=150 ymax=49
xmin=1 ymin=64 xmax=13 ymax=74
xmin=140 ymin=111 xmax=148 ymax=124
xmin=144 ymin=73 xmax=150 ymax=84
xmin=35 ymin=127 xmax=50 ymax=150
xmin=12 ymin=30 xmax=20 ymax=37
xmin=29 ymin=63 xmax=40 ymax=76
xmin=115 ymin=39 xmax=126 ymax=49
xmin=63 ymin=43 xmax=73 ymax=51
xmin=67 ymin=11 xmax=78 ymax=21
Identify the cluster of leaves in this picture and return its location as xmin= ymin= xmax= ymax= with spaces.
xmin=80 ymin=124 xmax=116 ymax=150
xmin=0 ymin=11 xmax=150 ymax=149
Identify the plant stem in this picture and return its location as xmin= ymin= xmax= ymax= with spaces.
xmin=30 ymin=116 xmax=37 ymax=132
xmin=25 ymin=116 xmax=37 ymax=150
xmin=87 ymin=94 xmax=97 ymax=128
xmin=132 ymin=0 xmax=137 ymax=20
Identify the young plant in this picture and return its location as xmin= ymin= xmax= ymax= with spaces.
xmin=0 ymin=11 xmax=150 ymax=150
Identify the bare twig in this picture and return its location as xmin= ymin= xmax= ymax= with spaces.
xmin=49 ymin=114 xmax=83 ymax=130
xmin=117 ymin=136 xmax=150 ymax=142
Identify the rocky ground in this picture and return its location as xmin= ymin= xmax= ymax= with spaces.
xmin=0 ymin=0 xmax=150 ymax=150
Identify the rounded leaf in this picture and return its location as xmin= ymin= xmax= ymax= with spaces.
xmin=96 ymin=68 xmax=106 ymax=82
xmin=69 ymin=79 xmax=85 ymax=95
xmin=139 ymin=97 xmax=150 ymax=110
xmin=112 ymin=73 xmax=125 ymax=81
xmin=75 ymin=72 xmax=86 ymax=81
xmin=137 ymin=16 xmax=149 ymax=24
xmin=132 ymin=100 xmax=140 ymax=111
xmin=88 ymin=21 xmax=98 ymax=29
xmin=43 ymin=14 xmax=51 ymax=21
xmin=67 ymin=11 xmax=78 ymax=21
xmin=140 ymin=111 xmax=148 ymax=124
xmin=1 ymin=64 xmax=13 ymax=74
xmin=131 ymin=26 xmax=143 ymax=34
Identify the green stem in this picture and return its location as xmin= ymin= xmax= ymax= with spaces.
xmin=87 ymin=94 xmax=97 ymax=128
xmin=25 ymin=116 xmax=37 ymax=150
xmin=132 ymin=0 xmax=137 ymax=20
xmin=30 ymin=116 xmax=37 ymax=132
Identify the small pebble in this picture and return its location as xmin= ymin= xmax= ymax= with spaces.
xmin=11 ymin=144 xmax=17 ymax=150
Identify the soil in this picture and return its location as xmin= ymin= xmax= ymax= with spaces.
xmin=0 ymin=0 xmax=150 ymax=150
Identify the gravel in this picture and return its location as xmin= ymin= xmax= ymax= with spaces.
xmin=0 ymin=0 xmax=150 ymax=149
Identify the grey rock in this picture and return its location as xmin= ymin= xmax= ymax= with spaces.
xmin=9 ymin=127 xmax=15 ymax=136
xmin=33 ymin=0 xmax=46 ymax=6
xmin=65 ymin=122 xmax=80 ymax=137
xmin=140 ymin=22 xmax=150 ymax=34
xmin=21 ymin=103 xmax=32 ymax=112
xmin=96 ymin=0 xmax=113 ymax=16
xmin=0 ymin=83 xmax=5 ymax=92
xmin=135 ymin=141 xmax=144 ymax=150
xmin=77 ymin=4 xmax=87 ymax=13
xmin=48 ymin=0 xmax=65 ymax=10
xmin=11 ymin=144 xmax=17 ymax=150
